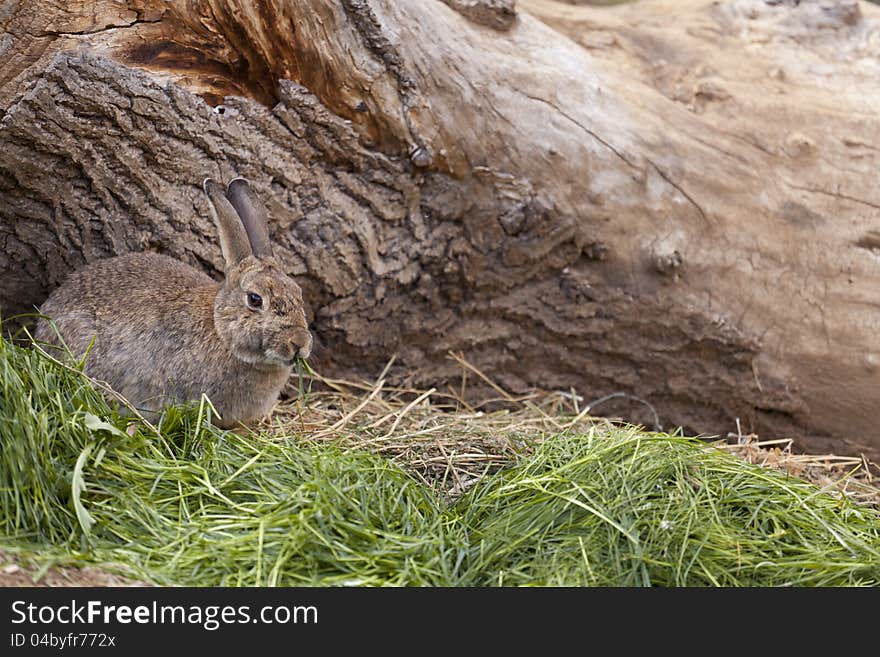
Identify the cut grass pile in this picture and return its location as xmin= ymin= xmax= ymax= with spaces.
xmin=460 ymin=429 xmax=880 ymax=586
xmin=1 ymin=334 xmax=879 ymax=586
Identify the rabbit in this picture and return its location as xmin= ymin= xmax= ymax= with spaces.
xmin=34 ymin=178 xmax=313 ymax=428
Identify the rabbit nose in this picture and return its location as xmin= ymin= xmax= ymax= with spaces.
xmin=289 ymin=333 xmax=312 ymax=360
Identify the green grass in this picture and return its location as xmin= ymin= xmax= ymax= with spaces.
xmin=0 ymin=334 xmax=462 ymax=585
xmin=1 ymin=333 xmax=879 ymax=586
xmin=460 ymin=429 xmax=880 ymax=586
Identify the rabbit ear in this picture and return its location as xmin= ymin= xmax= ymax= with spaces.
xmin=204 ymin=178 xmax=253 ymax=268
xmin=225 ymin=178 xmax=274 ymax=258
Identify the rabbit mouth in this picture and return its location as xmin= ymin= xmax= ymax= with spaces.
xmin=264 ymin=350 xmax=299 ymax=367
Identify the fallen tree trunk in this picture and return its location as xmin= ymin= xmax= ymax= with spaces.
xmin=2 ymin=0 xmax=879 ymax=458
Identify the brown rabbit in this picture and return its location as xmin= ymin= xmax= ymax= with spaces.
xmin=34 ymin=178 xmax=312 ymax=428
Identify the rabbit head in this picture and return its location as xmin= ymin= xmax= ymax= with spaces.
xmin=204 ymin=178 xmax=312 ymax=369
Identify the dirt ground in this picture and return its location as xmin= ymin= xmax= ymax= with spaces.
xmin=0 ymin=550 xmax=147 ymax=587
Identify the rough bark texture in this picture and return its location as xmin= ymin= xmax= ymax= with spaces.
xmin=2 ymin=0 xmax=879 ymax=459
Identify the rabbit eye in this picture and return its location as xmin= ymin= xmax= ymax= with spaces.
xmin=246 ymin=292 xmax=263 ymax=310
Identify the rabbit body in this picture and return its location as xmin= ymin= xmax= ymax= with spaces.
xmin=35 ymin=179 xmax=312 ymax=428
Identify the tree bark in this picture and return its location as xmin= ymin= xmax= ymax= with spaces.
xmin=2 ymin=0 xmax=879 ymax=458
